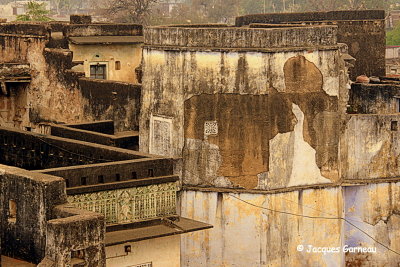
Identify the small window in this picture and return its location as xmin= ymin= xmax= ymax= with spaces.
xmin=98 ymin=175 xmax=104 ymax=183
xmin=132 ymin=172 xmax=137 ymax=179
xmin=115 ymin=173 xmax=121 ymax=181
xmin=90 ymin=64 xmax=107 ymax=79
xmin=148 ymin=169 xmax=154 ymax=177
xmin=65 ymin=178 xmax=70 ymax=188
xmin=80 ymin=177 xmax=87 ymax=186
xmin=8 ymin=200 xmax=17 ymax=223
xmin=397 ymin=99 xmax=400 ymax=113
xmin=392 ymin=121 xmax=398 ymax=131
xmin=115 ymin=61 xmax=121 ymax=70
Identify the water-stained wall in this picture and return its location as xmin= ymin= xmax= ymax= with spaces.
xmin=344 ymin=183 xmax=400 ymax=266
xmin=180 ymin=188 xmax=344 ymax=267
xmin=236 ymin=10 xmax=386 ymax=80
xmin=141 ymin=25 xmax=348 ymax=190
xmin=0 ymin=23 xmax=141 ymax=132
xmin=341 ymin=114 xmax=400 ymax=181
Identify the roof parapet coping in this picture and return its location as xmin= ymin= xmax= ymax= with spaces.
xmin=235 ymin=9 xmax=385 ymax=26
xmin=144 ymin=25 xmax=337 ymax=49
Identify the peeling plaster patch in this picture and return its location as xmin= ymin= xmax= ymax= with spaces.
xmin=265 ymin=131 xmax=294 ymax=189
xmin=256 ymin=172 xmax=268 ymax=189
xmin=304 ymin=51 xmax=339 ymax=97
xmin=344 ymin=184 xmax=400 ymax=265
xmin=270 ymin=52 xmax=294 ymax=92
xmin=183 ymin=138 xmax=229 ymax=186
xmin=343 ymin=116 xmax=399 ymax=180
xmin=213 ymin=176 xmax=234 ymax=188
xmin=267 ymin=104 xmax=330 ymax=188
xmin=288 ymin=104 xmax=330 ymax=186
xmin=322 ymin=76 xmax=339 ymax=97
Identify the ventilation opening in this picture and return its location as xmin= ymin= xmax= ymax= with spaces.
xmin=148 ymin=169 xmax=154 ymax=177
xmin=71 ymin=249 xmax=85 ymax=267
xmin=132 ymin=172 xmax=137 ymax=179
xmin=115 ymin=173 xmax=121 ymax=181
xmin=65 ymin=178 xmax=70 ymax=188
xmin=8 ymin=200 xmax=17 ymax=224
xmin=392 ymin=121 xmax=398 ymax=131
xmin=115 ymin=61 xmax=121 ymax=70
xmin=80 ymin=177 xmax=87 ymax=186
xmin=398 ymin=98 xmax=400 ymax=112
xmin=98 ymin=175 xmax=104 ymax=183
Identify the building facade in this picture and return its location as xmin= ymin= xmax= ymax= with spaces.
xmin=140 ymin=11 xmax=400 ymax=266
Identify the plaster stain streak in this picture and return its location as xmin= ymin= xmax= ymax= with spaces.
xmin=183 ymin=138 xmax=232 ymax=187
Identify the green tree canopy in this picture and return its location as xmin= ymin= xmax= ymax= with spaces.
xmin=387 ymin=23 xmax=400 ymax=46
xmin=16 ymin=1 xmax=53 ymax=22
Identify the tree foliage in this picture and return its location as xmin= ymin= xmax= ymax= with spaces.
xmin=147 ymin=0 xmax=398 ymax=25
xmin=387 ymin=23 xmax=400 ymax=46
xmin=16 ymin=1 xmax=52 ymax=21
xmin=104 ymin=0 xmax=158 ymax=24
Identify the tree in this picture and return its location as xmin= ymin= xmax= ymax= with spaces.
xmin=104 ymin=0 xmax=158 ymax=24
xmin=16 ymin=1 xmax=52 ymax=21
xmin=387 ymin=23 xmax=400 ymax=45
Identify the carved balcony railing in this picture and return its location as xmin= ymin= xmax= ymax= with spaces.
xmin=67 ymin=182 xmax=177 ymax=224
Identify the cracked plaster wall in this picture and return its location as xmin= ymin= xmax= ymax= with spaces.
xmin=141 ymin=46 xmax=346 ymax=190
xmin=341 ymin=114 xmax=400 ymax=181
xmin=180 ymin=188 xmax=344 ymax=267
xmin=344 ymin=183 xmax=400 ymax=266
xmin=0 ymin=28 xmax=140 ymax=132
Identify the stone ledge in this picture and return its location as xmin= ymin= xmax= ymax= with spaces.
xmin=144 ymin=25 xmax=337 ymax=49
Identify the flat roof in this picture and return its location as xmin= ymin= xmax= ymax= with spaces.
xmin=105 ymin=217 xmax=212 ymax=246
xmin=69 ymin=36 xmax=144 ymax=45
xmin=1 ymin=256 xmax=35 ymax=267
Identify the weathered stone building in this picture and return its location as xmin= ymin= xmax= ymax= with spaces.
xmin=0 ymin=126 xmax=210 ymax=267
xmin=236 ymin=10 xmax=386 ymax=81
xmin=1 ymin=9 xmax=400 ymax=267
xmin=68 ymin=15 xmax=144 ymax=84
xmin=0 ymin=18 xmax=141 ymax=132
xmin=140 ymin=10 xmax=400 ymax=266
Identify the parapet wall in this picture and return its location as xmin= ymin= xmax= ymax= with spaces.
xmin=78 ymin=78 xmax=141 ymax=132
xmin=235 ymin=10 xmax=385 ymax=26
xmin=36 ymin=158 xmax=174 ymax=189
xmin=0 ymin=165 xmax=66 ymax=263
xmin=235 ymin=10 xmax=385 ymax=79
xmin=0 ymin=127 xmax=148 ymax=170
xmin=66 ymin=24 xmax=143 ymax=37
xmin=0 ymin=23 xmax=49 ymax=37
xmin=0 ymin=164 xmax=106 ymax=266
xmin=66 ymin=120 xmax=115 ymax=135
xmin=145 ymin=25 xmax=337 ymax=50
xmin=349 ymin=83 xmax=400 ymax=114
xmin=44 ymin=205 xmax=105 ymax=266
